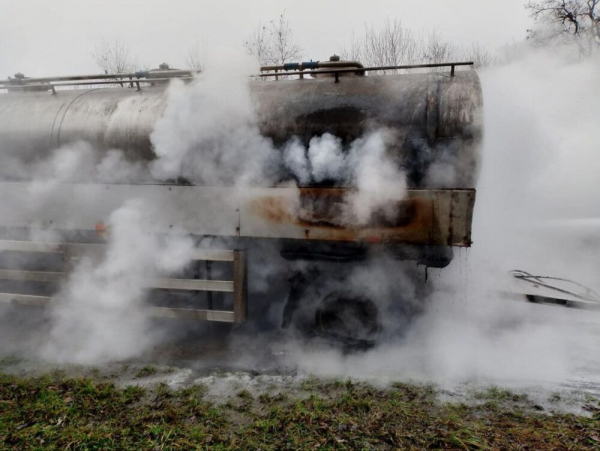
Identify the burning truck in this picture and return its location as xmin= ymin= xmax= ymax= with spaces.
xmin=0 ymin=57 xmax=483 ymax=346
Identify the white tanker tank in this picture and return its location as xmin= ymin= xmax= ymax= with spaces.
xmin=0 ymin=59 xmax=483 ymax=345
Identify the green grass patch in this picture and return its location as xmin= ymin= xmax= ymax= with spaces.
xmin=0 ymin=372 xmax=599 ymax=450
xmin=474 ymin=385 xmax=529 ymax=403
xmin=134 ymin=365 xmax=158 ymax=379
xmin=0 ymin=355 xmax=21 ymax=366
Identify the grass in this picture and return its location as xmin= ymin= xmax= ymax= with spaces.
xmin=237 ymin=389 xmax=252 ymax=400
xmin=134 ymin=365 xmax=158 ymax=379
xmin=0 ymin=356 xmax=21 ymax=367
xmin=474 ymin=386 xmax=530 ymax=403
xmin=1 ymin=372 xmax=599 ymax=450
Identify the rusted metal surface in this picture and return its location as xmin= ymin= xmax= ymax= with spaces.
xmin=0 ymin=183 xmax=475 ymax=246
xmin=241 ymin=187 xmax=475 ymax=247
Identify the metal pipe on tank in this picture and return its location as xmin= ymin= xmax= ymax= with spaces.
xmin=0 ymin=70 xmax=197 ymax=86
xmin=260 ymin=60 xmax=364 ymax=73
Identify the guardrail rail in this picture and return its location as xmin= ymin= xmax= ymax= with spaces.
xmin=0 ymin=240 xmax=247 ymax=323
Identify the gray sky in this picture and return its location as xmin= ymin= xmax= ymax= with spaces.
xmin=0 ymin=0 xmax=532 ymax=77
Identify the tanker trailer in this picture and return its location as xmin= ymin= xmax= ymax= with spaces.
xmin=0 ymin=58 xmax=482 ymax=345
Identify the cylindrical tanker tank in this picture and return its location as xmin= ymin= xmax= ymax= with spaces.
xmin=0 ymin=67 xmax=483 ymax=342
xmin=0 ymin=70 xmax=482 ymax=188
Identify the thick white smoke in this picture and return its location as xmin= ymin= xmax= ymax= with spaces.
xmin=149 ymin=52 xmax=408 ymax=226
xmin=344 ymin=130 xmax=407 ymax=225
xmin=25 ymin=142 xmax=149 ymax=212
xmin=15 ymin=43 xmax=595 ymax=384
xmin=289 ymin=46 xmax=600 ymax=390
xmin=284 ymin=130 xmax=408 ymax=224
xmin=149 ymin=52 xmax=278 ymax=186
xmin=477 ymin=49 xmax=600 ymax=286
xmin=41 ymin=200 xmax=196 ymax=364
xmin=306 ymin=134 xmax=346 ymax=182
xmin=0 ymin=140 xmax=149 ymax=185
xmin=0 ymin=135 xmax=196 ymax=363
xmin=0 ymin=47 xmax=411 ymax=364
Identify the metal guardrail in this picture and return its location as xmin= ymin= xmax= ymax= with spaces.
xmin=0 ymin=78 xmax=193 ymax=94
xmin=0 ymin=62 xmax=474 ymax=92
xmin=0 ymin=240 xmax=247 ymax=323
xmin=258 ymin=62 xmax=475 ymax=82
xmin=0 ymin=70 xmax=197 ymax=85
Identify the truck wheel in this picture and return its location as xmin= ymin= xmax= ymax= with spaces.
xmin=314 ymin=293 xmax=381 ymax=349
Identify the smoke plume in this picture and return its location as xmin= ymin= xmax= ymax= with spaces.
xmin=41 ymin=200 xmax=196 ymax=364
xmin=288 ymin=46 xmax=600 ymax=390
xmin=3 ymin=41 xmax=596 ymax=396
xmin=0 ymin=48 xmax=409 ymax=364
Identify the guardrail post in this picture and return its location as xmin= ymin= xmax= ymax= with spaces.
xmin=233 ymin=250 xmax=247 ymax=323
xmin=205 ymin=260 xmax=213 ymax=310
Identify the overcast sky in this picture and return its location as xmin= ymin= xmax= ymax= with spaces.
xmin=0 ymin=0 xmax=532 ymax=77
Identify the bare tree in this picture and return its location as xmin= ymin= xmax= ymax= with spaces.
xmin=526 ymin=0 xmax=600 ymax=56
xmin=244 ymin=12 xmax=303 ymax=66
xmin=342 ymin=33 xmax=363 ymax=62
xmin=186 ymin=36 xmax=206 ymax=70
xmin=496 ymin=41 xmax=523 ymax=65
xmin=342 ymin=21 xmax=495 ymax=72
xmin=420 ymin=29 xmax=458 ymax=64
xmin=245 ymin=23 xmax=273 ymax=65
xmin=269 ymin=13 xmax=303 ymax=65
xmin=342 ymin=20 xmax=419 ymax=68
xmin=462 ymin=42 xmax=495 ymax=69
xmin=341 ymin=21 xmax=477 ymax=73
xmin=92 ymin=38 xmax=139 ymax=74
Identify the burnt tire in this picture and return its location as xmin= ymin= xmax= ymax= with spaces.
xmin=314 ymin=293 xmax=381 ymax=350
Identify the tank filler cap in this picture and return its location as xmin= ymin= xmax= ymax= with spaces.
xmin=7 ymin=72 xmax=26 ymax=85
xmin=159 ymin=63 xmax=170 ymax=70
xmin=329 ymin=54 xmax=340 ymax=61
